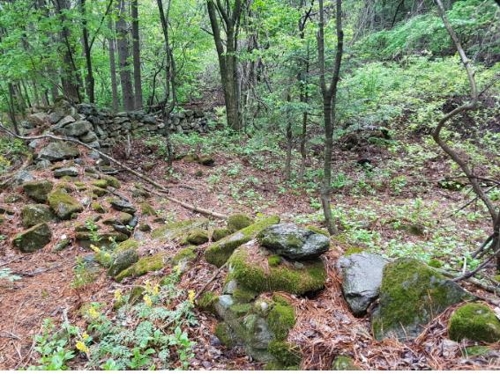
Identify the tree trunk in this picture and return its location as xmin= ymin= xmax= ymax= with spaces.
xmin=206 ymin=0 xmax=244 ymax=131
xmin=116 ymin=0 xmax=135 ymax=111
xmin=108 ymin=19 xmax=119 ymax=112
xmin=131 ymin=0 xmax=143 ymax=109
xmin=80 ymin=0 xmax=95 ymax=103
xmin=318 ymin=0 xmax=344 ymax=235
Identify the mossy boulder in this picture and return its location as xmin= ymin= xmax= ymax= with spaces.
xmin=140 ymin=202 xmax=157 ymax=216
xmin=267 ymin=340 xmax=301 ymax=368
xmin=332 ymin=355 xmax=361 ymax=370
xmin=172 ymin=247 xmax=197 ymax=265
xmin=109 ymin=199 xmax=136 ymax=214
xmin=448 ymin=303 xmax=500 ymax=343
xmin=23 ymin=180 xmax=53 ymax=203
xmin=48 ymin=190 xmax=84 ymax=219
xmin=91 ymin=179 xmax=109 ymax=189
xmin=257 ymin=223 xmax=330 ymax=260
xmin=205 ymin=215 xmax=280 ymax=267
xmin=267 ymin=295 xmax=296 ymax=340
xmin=186 ymin=229 xmax=210 ymax=245
xmin=152 ymin=219 xmax=209 ymax=241
xmin=371 ymin=258 xmax=471 ymax=341
xmin=212 ymin=228 xmax=232 ymax=242
xmin=227 ymin=213 xmax=254 ymax=232
xmin=21 ymin=204 xmax=54 ymax=228
xmin=13 ymin=222 xmax=52 ymax=252
xmin=228 ymin=240 xmax=326 ymax=295
xmin=102 ymin=212 xmax=133 ymax=226
xmin=115 ymin=253 xmax=166 ymax=282
xmin=107 ymin=249 xmax=139 ymax=277
xmin=197 ymin=291 xmax=219 ymax=314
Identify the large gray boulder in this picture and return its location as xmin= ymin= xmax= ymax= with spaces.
xmin=337 ymin=253 xmax=389 ymax=316
xmin=13 ymin=222 xmax=52 ymax=252
xmin=257 ymin=223 xmax=329 ymax=260
xmin=60 ymin=120 xmax=92 ymax=137
xmin=38 ymin=141 xmax=80 ymax=161
xmin=371 ymin=258 xmax=471 ymax=341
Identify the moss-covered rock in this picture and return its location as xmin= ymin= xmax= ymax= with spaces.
xmin=371 ymin=258 xmax=471 ymax=341
xmin=102 ymin=212 xmax=133 ymax=226
xmin=215 ymin=322 xmax=237 ymax=348
xmin=227 ymin=213 xmax=254 ymax=232
xmin=267 ymin=340 xmax=301 ymax=368
xmin=91 ymin=202 xmax=106 ymax=213
xmin=114 ymin=239 xmax=140 ymax=253
xmin=102 ymin=175 xmax=121 ymax=189
xmin=21 ymin=204 xmax=54 ymax=228
xmin=172 ymin=247 xmax=197 ymax=265
xmin=140 ymin=202 xmax=157 ymax=216
xmin=332 ymin=355 xmax=361 ymax=370
xmin=267 ymin=295 xmax=296 ymax=340
xmin=212 ymin=227 xmax=232 ymax=242
xmin=152 ymin=219 xmax=209 ymax=241
xmin=92 ymin=187 xmax=108 ymax=197
xmin=107 ymin=249 xmax=139 ymax=277
xmin=197 ymin=291 xmax=219 ymax=314
xmin=228 ymin=240 xmax=326 ymax=295
xmin=23 ymin=180 xmax=53 ymax=203
xmin=186 ymin=229 xmax=210 ymax=245
xmin=115 ymin=252 xmax=166 ymax=282
xmin=448 ymin=303 xmax=500 ymax=343
xmin=205 ymin=215 xmax=280 ymax=267
xmin=13 ymin=222 xmax=52 ymax=252
xmin=47 ymin=190 xmax=84 ymax=220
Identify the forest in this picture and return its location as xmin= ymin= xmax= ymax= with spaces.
xmin=0 ymin=0 xmax=499 ymax=370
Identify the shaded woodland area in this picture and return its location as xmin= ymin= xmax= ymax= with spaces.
xmin=0 ymin=0 xmax=500 ymax=370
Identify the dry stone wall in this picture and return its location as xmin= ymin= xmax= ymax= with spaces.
xmin=24 ymin=100 xmax=214 ymax=151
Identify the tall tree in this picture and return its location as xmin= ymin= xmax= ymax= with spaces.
xmin=116 ymin=0 xmax=135 ymax=111
xmin=206 ymin=0 xmax=248 ymax=131
xmin=318 ymin=0 xmax=344 ymax=234
xmin=131 ymin=0 xmax=143 ymax=109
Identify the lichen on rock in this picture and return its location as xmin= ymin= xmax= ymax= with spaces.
xmin=47 ymin=189 xmax=84 ymax=220
xmin=23 ymin=180 xmax=54 ymax=203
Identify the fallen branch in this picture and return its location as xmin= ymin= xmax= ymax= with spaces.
xmin=195 ymin=262 xmax=228 ymax=300
xmin=0 ymin=123 xmax=227 ymax=220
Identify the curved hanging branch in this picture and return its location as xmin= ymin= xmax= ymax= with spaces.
xmin=433 ymin=0 xmax=499 ymax=276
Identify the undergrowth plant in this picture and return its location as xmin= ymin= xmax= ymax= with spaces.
xmin=28 ymin=269 xmax=197 ymax=370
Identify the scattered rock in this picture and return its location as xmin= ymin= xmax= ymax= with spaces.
xmin=13 ymin=222 xmax=52 ymax=252
xmin=448 ymin=302 xmax=500 ymax=343
xmin=38 ymin=141 xmax=80 ymax=162
xmin=115 ymin=252 xmax=166 ymax=282
xmin=337 ymin=253 xmax=390 ymax=316
xmin=186 ymin=229 xmax=210 ymax=245
xmin=109 ymin=199 xmax=136 ymax=214
xmin=152 ymin=219 xmax=209 ymax=241
xmin=108 ymin=249 xmax=140 ymax=277
xmin=227 ymin=213 xmax=254 ymax=232
xmin=371 ymin=258 xmax=471 ymax=341
xmin=257 ymin=223 xmax=330 ymax=260
xmin=23 ymin=180 xmax=54 ymax=203
xmin=205 ymin=215 xmax=280 ymax=267
xmin=21 ymin=204 xmax=54 ymax=228
xmin=53 ymin=166 xmax=79 ymax=178
xmin=47 ymin=190 xmax=84 ymax=219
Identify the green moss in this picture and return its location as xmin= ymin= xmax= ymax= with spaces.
xmin=212 ymin=228 xmax=232 ymax=242
xmin=230 ymin=303 xmax=253 ymax=317
xmin=74 ymin=182 xmax=87 ymax=191
xmin=115 ymin=253 xmax=166 ymax=282
xmin=449 ymin=303 xmax=500 ymax=343
xmin=267 ymin=340 xmax=301 ymax=367
xmin=92 ymin=179 xmax=109 ymax=189
xmin=140 ymin=202 xmax=157 ymax=216
xmin=232 ymin=287 xmax=258 ymax=303
xmin=228 ymin=243 xmax=326 ymax=295
xmin=428 ymin=258 xmax=443 ymax=268
xmin=205 ymin=215 xmax=280 ymax=267
xmin=332 ymin=355 xmax=360 ymax=370
xmin=197 ymin=291 xmax=219 ymax=314
xmin=306 ymin=225 xmax=330 ymax=237
xmin=102 ymin=175 xmax=121 ymax=189
xmin=172 ymin=246 xmax=197 ymax=265
xmin=114 ymin=239 xmax=140 ymax=253
xmin=91 ymin=202 xmax=106 ymax=213
xmin=227 ymin=213 xmax=254 ymax=232
xmin=344 ymin=247 xmax=364 ymax=256
xmin=462 ymin=345 xmax=491 ymax=357
xmin=186 ymin=229 xmax=210 ymax=245
xmin=268 ymin=255 xmax=282 ymax=267
xmin=267 ymin=297 xmax=296 ymax=340
xmin=215 ymin=322 xmax=236 ymax=348
xmin=47 ymin=190 xmax=84 ymax=220
xmin=138 ymin=223 xmax=151 ymax=232
xmin=372 ymin=258 xmax=470 ymax=341
xmin=92 ymin=187 xmax=108 ymax=197
xmin=151 ymin=219 xmax=209 ymax=240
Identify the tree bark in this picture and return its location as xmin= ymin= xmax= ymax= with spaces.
xmin=116 ymin=0 xmax=135 ymax=111
xmin=318 ymin=0 xmax=344 ymax=235
xmin=206 ymin=0 xmax=245 ymax=131
xmin=131 ymin=0 xmax=143 ymax=109
xmin=80 ymin=0 xmax=95 ymax=103
xmin=108 ymin=18 xmax=119 ymax=112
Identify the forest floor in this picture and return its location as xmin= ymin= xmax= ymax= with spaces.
xmin=1 ymin=127 xmax=500 ymax=370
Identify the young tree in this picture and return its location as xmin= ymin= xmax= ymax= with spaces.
xmin=317 ymin=0 xmax=344 ymax=234
xmin=116 ymin=0 xmax=135 ymax=111
xmin=131 ymin=0 xmax=143 ymax=109
xmin=206 ymin=0 xmax=248 ymax=131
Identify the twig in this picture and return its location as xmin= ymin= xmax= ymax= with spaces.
xmin=14 ymin=264 xmax=61 ymax=277
xmin=0 ymin=331 xmax=21 ymax=340
xmin=195 ymin=262 xmax=228 ymax=300
xmin=0 ymin=256 xmax=26 ymax=268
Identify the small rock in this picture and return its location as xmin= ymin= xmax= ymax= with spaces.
xmin=23 ymin=180 xmax=53 ymax=203
xmin=21 ymin=204 xmax=54 ymax=228
xmin=53 ymin=167 xmax=79 ymax=178
xmin=107 ymin=249 xmax=139 ymax=277
xmin=13 ymin=222 xmax=52 ymax=253
xmin=38 ymin=141 xmax=80 ymax=162
xmin=109 ymin=199 xmax=137 ymax=214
